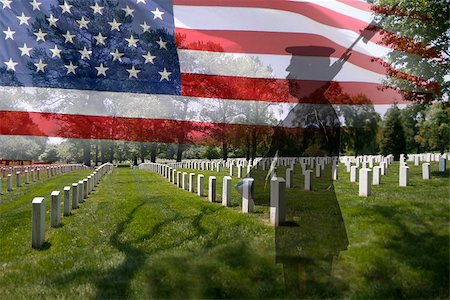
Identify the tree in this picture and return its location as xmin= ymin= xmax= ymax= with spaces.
xmin=0 ymin=136 xmax=47 ymax=160
xmin=39 ymin=146 xmax=60 ymax=162
xmin=379 ymin=104 xmax=406 ymax=160
xmin=400 ymin=104 xmax=426 ymax=153
xmin=370 ymin=0 xmax=449 ymax=102
xmin=416 ymin=103 xmax=449 ymax=154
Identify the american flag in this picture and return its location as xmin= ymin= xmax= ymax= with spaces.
xmin=0 ymin=0 xmax=438 ymax=145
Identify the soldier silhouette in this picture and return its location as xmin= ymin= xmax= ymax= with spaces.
xmin=236 ymin=46 xmax=351 ymax=298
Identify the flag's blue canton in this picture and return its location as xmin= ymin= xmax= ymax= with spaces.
xmin=0 ymin=0 xmax=181 ymax=95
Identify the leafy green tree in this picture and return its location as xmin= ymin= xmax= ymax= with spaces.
xmin=416 ymin=103 xmax=449 ymax=154
xmin=370 ymin=0 xmax=449 ymax=102
xmin=400 ymin=104 xmax=426 ymax=153
xmin=0 ymin=136 xmax=47 ymax=160
xmin=39 ymin=146 xmax=60 ymax=163
xmin=379 ymin=104 xmax=406 ymax=160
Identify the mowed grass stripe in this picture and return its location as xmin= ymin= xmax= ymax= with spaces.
xmin=0 ymin=168 xmax=283 ymax=299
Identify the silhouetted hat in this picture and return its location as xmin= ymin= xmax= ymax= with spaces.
xmin=285 ymin=46 xmax=335 ymax=57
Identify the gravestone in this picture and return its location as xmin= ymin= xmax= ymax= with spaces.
xmin=286 ymin=168 xmax=293 ymax=188
xmin=439 ymin=157 xmax=446 ymax=172
xmin=222 ymin=176 xmax=232 ymax=207
xmin=63 ymin=186 xmax=71 ymax=216
xmin=78 ymin=181 xmax=84 ymax=203
xmin=182 ymin=172 xmax=187 ymax=190
xmin=304 ymin=170 xmax=312 ymax=191
xmin=373 ymin=166 xmax=382 ymax=185
xmin=270 ymin=177 xmax=286 ymax=226
xmin=350 ymin=166 xmax=358 ymax=182
xmin=189 ymin=173 xmax=195 ymax=192
xmin=7 ymin=174 xmax=12 ymax=191
xmin=32 ymin=197 xmax=46 ymax=249
xmin=197 ymin=174 xmax=204 ymax=197
xmin=359 ymin=168 xmax=372 ymax=197
xmin=422 ymin=163 xmax=430 ymax=180
xmin=51 ymin=191 xmax=61 ymax=228
xmin=399 ymin=166 xmax=409 ymax=187
xmin=16 ymin=172 xmax=21 ymax=187
xmin=208 ymin=176 xmax=216 ymax=202
xmin=242 ymin=178 xmax=254 ymax=213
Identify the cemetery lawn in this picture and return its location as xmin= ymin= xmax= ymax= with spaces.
xmin=0 ymin=163 xmax=448 ymax=299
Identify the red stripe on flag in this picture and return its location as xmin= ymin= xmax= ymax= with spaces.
xmin=181 ymin=73 xmax=410 ymax=104
xmin=0 ymin=111 xmax=277 ymax=144
xmin=176 ymin=29 xmax=432 ymax=85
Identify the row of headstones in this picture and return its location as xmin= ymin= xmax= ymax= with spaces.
xmin=31 ymin=163 xmax=114 ymax=249
xmin=346 ymin=158 xmax=446 ymax=197
xmin=0 ymin=164 xmax=85 ymax=194
xmin=140 ymin=163 xmax=301 ymax=226
xmin=1 ymin=164 xmax=81 ymax=177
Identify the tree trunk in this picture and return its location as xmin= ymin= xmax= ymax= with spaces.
xmin=222 ymin=142 xmax=228 ymax=160
xmin=176 ymin=144 xmax=184 ymax=162
xmin=251 ymin=130 xmax=257 ymax=160
xmin=109 ymin=142 xmax=115 ymax=163
xmin=83 ymin=141 xmax=91 ymax=167
xmin=95 ymin=141 xmax=99 ymax=166
xmin=133 ymin=155 xmax=138 ymax=166
xmin=101 ymin=141 xmax=107 ymax=163
xmin=140 ymin=142 xmax=145 ymax=163
xmin=150 ymin=143 xmax=157 ymax=163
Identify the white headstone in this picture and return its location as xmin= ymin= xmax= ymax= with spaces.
xmin=304 ymin=170 xmax=312 ymax=191
xmin=197 ymin=174 xmax=204 ymax=197
xmin=71 ymin=183 xmax=79 ymax=209
xmin=358 ymin=168 xmax=372 ymax=197
xmin=182 ymin=172 xmax=187 ymax=190
xmin=350 ymin=166 xmax=358 ymax=182
xmin=208 ymin=176 xmax=216 ymax=202
xmin=16 ymin=172 xmax=21 ymax=187
xmin=286 ymin=168 xmax=293 ymax=188
xmin=373 ymin=166 xmax=382 ymax=185
xmin=222 ymin=176 xmax=232 ymax=207
xmin=189 ymin=173 xmax=195 ymax=192
xmin=32 ymin=197 xmax=46 ymax=249
xmin=422 ymin=163 xmax=430 ymax=180
xmin=7 ymin=174 xmax=12 ymax=191
xmin=51 ymin=191 xmax=61 ymax=228
xmin=242 ymin=178 xmax=254 ymax=213
xmin=439 ymin=157 xmax=446 ymax=172
xmin=63 ymin=186 xmax=71 ymax=216
xmin=270 ymin=177 xmax=286 ymax=226
xmin=399 ymin=166 xmax=409 ymax=187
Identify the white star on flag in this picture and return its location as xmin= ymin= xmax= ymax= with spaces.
xmin=127 ymin=65 xmax=141 ymax=78
xmin=159 ymin=68 xmax=171 ymax=81
xmin=122 ymin=5 xmax=134 ymax=17
xmin=60 ymin=1 xmax=73 ymax=14
xmin=19 ymin=43 xmax=32 ymax=56
xmin=77 ymin=16 xmax=90 ymax=29
xmin=110 ymin=49 xmax=124 ymax=62
xmin=47 ymin=14 xmax=58 ymax=27
xmin=63 ymin=31 xmax=75 ymax=43
xmin=17 ymin=13 xmax=31 ymax=26
xmin=94 ymin=33 xmax=107 ymax=45
xmin=1 ymin=0 xmax=12 ymax=9
xmin=156 ymin=37 xmax=167 ymax=50
xmin=95 ymin=63 xmax=108 ymax=76
xmin=30 ymin=0 xmax=42 ymax=11
xmin=79 ymin=47 xmax=92 ymax=60
xmin=151 ymin=8 xmax=164 ymax=20
xmin=4 ymin=58 xmax=18 ymax=71
xmin=34 ymin=59 xmax=46 ymax=72
xmin=140 ymin=22 xmax=151 ymax=33
xmin=3 ymin=27 xmax=15 ymax=40
xmin=108 ymin=19 xmax=122 ymax=31
xmin=34 ymin=28 xmax=47 ymax=42
xmin=90 ymin=2 xmax=104 ymax=14
xmin=64 ymin=61 xmax=78 ymax=74
xmin=142 ymin=51 xmax=156 ymax=64
xmin=49 ymin=45 xmax=62 ymax=58
xmin=126 ymin=35 xmax=139 ymax=47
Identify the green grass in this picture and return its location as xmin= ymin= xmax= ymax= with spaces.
xmin=0 ymin=162 xmax=448 ymax=299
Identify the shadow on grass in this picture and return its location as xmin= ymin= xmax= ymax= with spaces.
xmin=430 ymin=170 xmax=450 ymax=178
xmin=362 ymin=204 xmax=449 ymax=298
